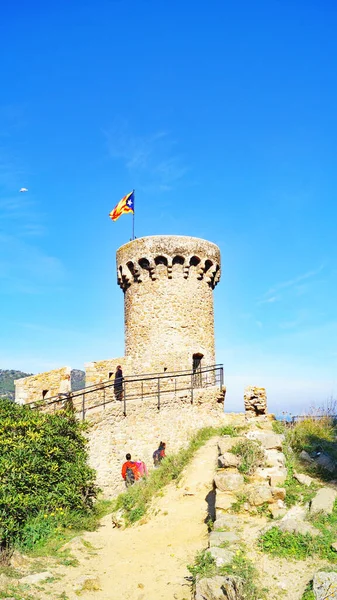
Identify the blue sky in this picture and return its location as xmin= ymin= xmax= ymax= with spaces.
xmin=1 ymin=0 xmax=336 ymax=413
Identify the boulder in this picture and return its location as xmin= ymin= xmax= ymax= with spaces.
xmin=299 ymin=450 xmax=314 ymax=463
xmin=218 ymin=453 xmax=242 ymax=469
xmin=310 ymin=487 xmax=337 ymax=515
xmin=9 ymin=550 xmax=30 ymax=568
xmin=264 ymin=449 xmax=286 ymax=468
xmin=215 ymin=491 xmax=237 ymax=513
xmin=209 ymin=547 xmax=235 ymax=567
xmin=293 ymin=472 xmax=314 ymax=486
xmin=218 ymin=437 xmax=245 ymax=455
xmin=214 ymin=472 xmax=244 ymax=493
xmin=213 ymin=515 xmax=241 ymax=531
xmin=271 ymin=487 xmax=286 ymax=501
xmin=20 ymin=571 xmax=53 ymax=585
xmin=315 ymin=453 xmax=335 ymax=473
xmin=331 ymin=542 xmax=337 ymax=552
xmin=269 ymin=505 xmax=287 ymax=519
xmin=247 ymin=485 xmax=273 ymax=506
xmin=196 ymin=575 xmax=244 ymax=600
xmin=246 ymin=431 xmax=284 ymax=450
xmin=269 ymin=468 xmax=287 ymax=487
xmin=313 ymin=571 xmax=337 ymax=600
xmin=209 ymin=530 xmax=240 ymax=547
xmin=277 ymin=518 xmax=320 ymax=537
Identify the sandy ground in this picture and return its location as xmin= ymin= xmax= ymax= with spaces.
xmin=42 ymin=438 xmax=218 ymax=600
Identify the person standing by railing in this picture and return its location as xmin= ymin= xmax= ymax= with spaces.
xmin=114 ymin=365 xmax=123 ymax=401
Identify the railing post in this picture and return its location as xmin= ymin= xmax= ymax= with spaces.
xmin=174 ymin=376 xmax=177 ymax=395
xmin=141 ymin=380 xmax=143 ymax=400
xmin=220 ymin=366 xmax=224 ymax=390
xmin=82 ymin=394 xmax=85 ymax=421
xmin=157 ymin=377 xmax=160 ymax=410
xmin=191 ymin=373 xmax=194 ymax=404
xmin=123 ymin=381 xmax=127 ymax=416
xmin=103 ymin=385 xmax=105 ymax=409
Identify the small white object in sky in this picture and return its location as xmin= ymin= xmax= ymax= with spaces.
xmin=19 ymin=187 xmax=28 ymax=192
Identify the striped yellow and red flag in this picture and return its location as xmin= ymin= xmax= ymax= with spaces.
xmin=109 ymin=191 xmax=134 ymax=222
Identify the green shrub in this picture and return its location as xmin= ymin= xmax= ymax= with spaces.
xmin=231 ymin=439 xmax=265 ymax=475
xmin=0 ymin=398 xmax=98 ymax=556
xmin=187 ymin=550 xmax=216 ymax=583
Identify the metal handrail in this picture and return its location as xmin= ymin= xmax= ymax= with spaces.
xmin=27 ymin=364 xmax=224 ymax=419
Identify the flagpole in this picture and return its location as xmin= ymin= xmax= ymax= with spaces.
xmin=132 ymin=189 xmax=135 ymax=240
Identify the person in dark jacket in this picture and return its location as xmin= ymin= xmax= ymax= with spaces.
xmin=153 ymin=441 xmax=166 ymax=466
xmin=114 ymin=365 xmax=123 ymax=401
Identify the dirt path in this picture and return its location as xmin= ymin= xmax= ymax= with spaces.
xmin=45 ymin=438 xmax=218 ymax=600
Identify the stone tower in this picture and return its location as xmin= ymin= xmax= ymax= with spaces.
xmin=116 ymin=235 xmax=221 ymax=374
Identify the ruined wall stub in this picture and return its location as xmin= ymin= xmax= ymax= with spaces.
xmin=244 ymin=386 xmax=267 ymax=416
xmin=116 ymin=235 xmax=221 ymax=374
xmin=15 ymin=366 xmax=71 ymax=405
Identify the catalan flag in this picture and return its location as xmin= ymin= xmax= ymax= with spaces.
xmin=109 ymin=191 xmax=135 ymax=222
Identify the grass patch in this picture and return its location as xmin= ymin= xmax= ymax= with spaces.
xmin=187 ymin=550 xmax=217 ymax=583
xmin=272 ymin=420 xmax=286 ymax=434
xmin=286 ymin=415 xmax=337 ymax=481
xmin=187 ymin=548 xmax=266 ymax=599
xmin=258 ymin=526 xmax=337 ymax=561
xmin=219 ymin=425 xmax=240 ymax=437
xmin=231 ymin=439 xmax=265 ymax=475
xmin=0 ymin=583 xmax=36 ymax=599
xmin=15 ymin=498 xmax=114 ymax=558
xmin=113 ymin=426 xmax=222 ymax=525
xmin=260 ymin=498 xmax=337 ymax=562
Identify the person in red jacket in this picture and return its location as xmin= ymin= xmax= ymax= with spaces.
xmin=121 ymin=453 xmax=140 ymax=487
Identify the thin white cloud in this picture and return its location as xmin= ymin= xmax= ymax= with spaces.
xmin=258 ymin=265 xmax=324 ymax=304
xmin=104 ymin=120 xmax=188 ymax=191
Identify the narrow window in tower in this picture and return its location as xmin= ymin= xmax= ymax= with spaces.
xmin=108 ymin=372 xmax=113 ymax=379
xmin=192 ymin=353 xmax=204 ymax=388
xmin=42 ymin=389 xmax=49 ymax=400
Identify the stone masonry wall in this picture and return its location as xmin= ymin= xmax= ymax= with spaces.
xmin=86 ymin=386 xmax=226 ymax=498
xmin=15 ymin=366 xmax=71 ymax=405
xmin=116 ymin=236 xmax=221 ymax=374
xmin=85 ymin=357 xmax=132 ymax=386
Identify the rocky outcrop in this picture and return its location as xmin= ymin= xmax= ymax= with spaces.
xmin=313 ymin=571 xmax=337 ymax=599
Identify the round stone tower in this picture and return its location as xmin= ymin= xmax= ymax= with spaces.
xmin=116 ymin=235 xmax=221 ymax=374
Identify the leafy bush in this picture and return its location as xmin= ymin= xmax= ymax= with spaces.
xmin=0 ymin=398 xmax=98 ymax=556
xmin=231 ymin=439 xmax=265 ymax=475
